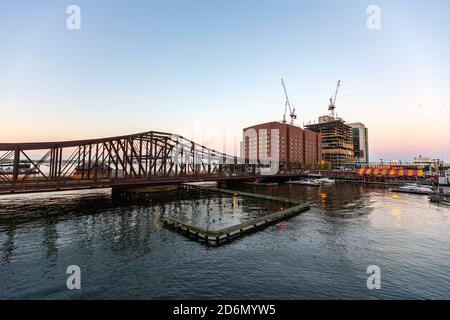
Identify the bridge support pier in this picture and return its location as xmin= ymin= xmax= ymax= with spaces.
xmin=111 ymin=185 xmax=180 ymax=199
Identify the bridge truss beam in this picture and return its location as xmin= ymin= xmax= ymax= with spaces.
xmin=0 ymin=131 xmax=242 ymax=193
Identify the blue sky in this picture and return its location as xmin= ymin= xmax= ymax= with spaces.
xmin=0 ymin=0 xmax=449 ymax=161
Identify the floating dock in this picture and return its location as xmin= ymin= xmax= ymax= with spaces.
xmin=164 ymin=186 xmax=309 ymax=245
xmin=430 ymin=193 xmax=450 ymax=205
xmin=163 ymin=202 xmax=309 ymax=246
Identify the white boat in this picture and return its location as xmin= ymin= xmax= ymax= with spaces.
xmin=404 ymin=183 xmax=421 ymax=187
xmin=391 ymin=184 xmax=436 ymax=195
xmin=287 ymin=179 xmax=321 ymax=186
xmin=317 ymin=178 xmax=336 ymax=184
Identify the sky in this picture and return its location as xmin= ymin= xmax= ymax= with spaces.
xmin=0 ymin=0 xmax=449 ymax=161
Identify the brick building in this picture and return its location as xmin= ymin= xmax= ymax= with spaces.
xmin=242 ymin=121 xmax=322 ymax=171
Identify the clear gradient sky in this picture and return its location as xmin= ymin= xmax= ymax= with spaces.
xmin=0 ymin=0 xmax=449 ymax=161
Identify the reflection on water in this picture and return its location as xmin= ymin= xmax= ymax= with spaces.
xmin=0 ymin=189 xmax=284 ymax=265
xmin=1 ymin=225 xmax=15 ymax=265
xmin=0 ymin=183 xmax=449 ymax=299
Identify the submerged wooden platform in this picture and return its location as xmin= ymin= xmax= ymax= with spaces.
xmin=163 ymin=186 xmax=309 ymax=246
xmin=163 ymin=203 xmax=309 ymax=246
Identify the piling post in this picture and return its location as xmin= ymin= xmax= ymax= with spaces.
xmin=12 ymin=148 xmax=20 ymax=185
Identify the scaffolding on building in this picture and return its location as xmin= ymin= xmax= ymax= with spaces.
xmin=305 ymin=119 xmax=354 ymax=169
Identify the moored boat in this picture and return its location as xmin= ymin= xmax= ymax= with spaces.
xmin=317 ymin=178 xmax=336 ymax=184
xmin=391 ymin=184 xmax=436 ymax=195
xmin=287 ymin=179 xmax=321 ymax=186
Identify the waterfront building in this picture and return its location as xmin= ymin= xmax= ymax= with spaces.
xmin=242 ymin=121 xmax=322 ymax=171
xmin=413 ymin=156 xmax=444 ymax=169
xmin=349 ymin=122 xmax=369 ymax=167
xmin=356 ymin=167 xmax=424 ymax=179
xmin=305 ymin=116 xmax=354 ymax=169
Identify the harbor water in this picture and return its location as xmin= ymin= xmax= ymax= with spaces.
xmin=0 ymin=182 xmax=449 ymax=299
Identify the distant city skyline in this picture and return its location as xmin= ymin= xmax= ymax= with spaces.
xmin=0 ymin=0 xmax=449 ymax=161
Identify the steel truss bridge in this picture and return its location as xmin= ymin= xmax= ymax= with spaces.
xmin=0 ymin=131 xmax=270 ymax=195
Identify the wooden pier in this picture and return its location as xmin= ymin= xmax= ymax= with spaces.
xmin=162 ymin=202 xmax=310 ymax=246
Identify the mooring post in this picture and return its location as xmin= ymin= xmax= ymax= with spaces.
xmin=12 ymin=148 xmax=20 ymax=185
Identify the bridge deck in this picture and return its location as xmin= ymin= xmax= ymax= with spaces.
xmin=0 ymin=173 xmax=315 ymax=195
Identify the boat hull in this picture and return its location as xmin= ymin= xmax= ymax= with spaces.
xmin=286 ymin=181 xmax=321 ymax=186
xmin=391 ymin=188 xmax=435 ymax=195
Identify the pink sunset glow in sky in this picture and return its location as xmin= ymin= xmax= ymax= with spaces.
xmin=0 ymin=1 xmax=449 ymax=162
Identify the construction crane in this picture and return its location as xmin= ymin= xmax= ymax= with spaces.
xmin=328 ymin=80 xmax=341 ymax=118
xmin=281 ymin=78 xmax=297 ymax=125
